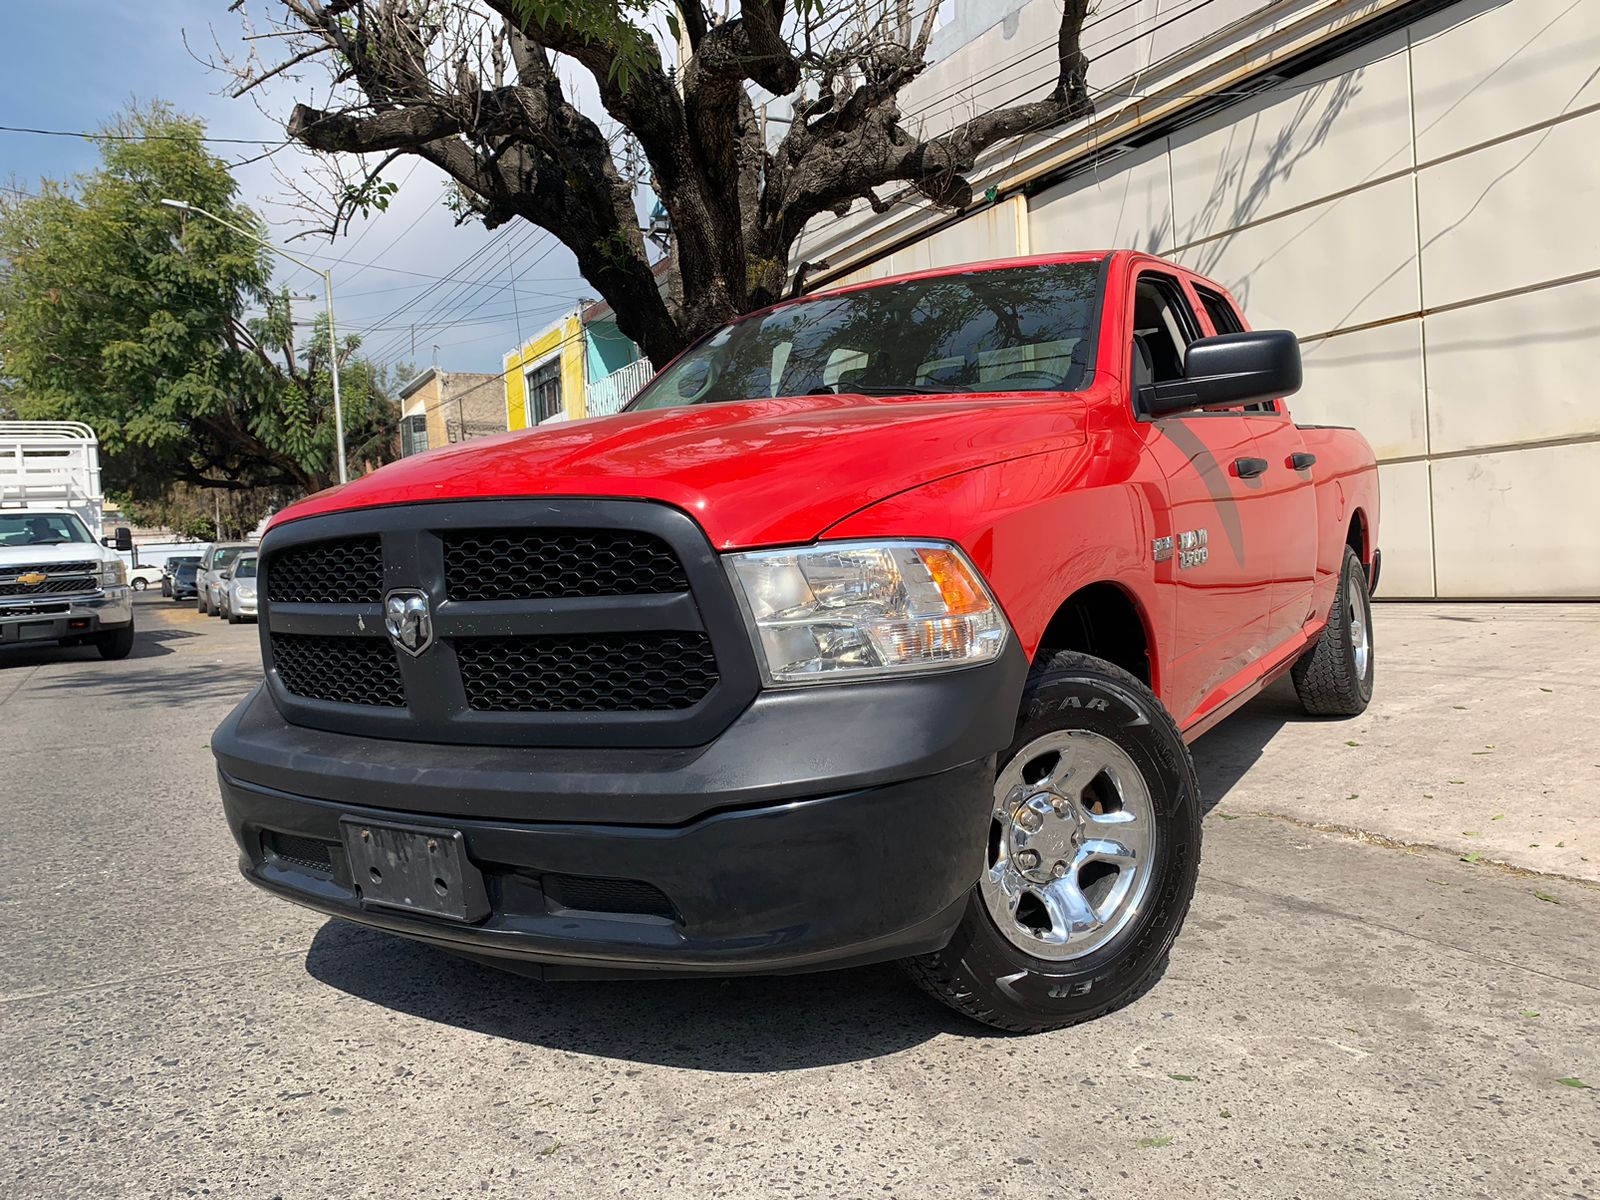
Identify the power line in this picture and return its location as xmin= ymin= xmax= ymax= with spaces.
xmin=353 ymin=225 xmax=560 ymax=366
xmin=365 ymin=241 xmax=568 ymax=371
xmin=355 ymin=222 xmax=552 ymax=363
xmin=0 ymin=123 xmax=283 ymax=145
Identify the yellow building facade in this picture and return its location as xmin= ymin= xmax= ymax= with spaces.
xmin=502 ymin=313 xmax=587 ymax=430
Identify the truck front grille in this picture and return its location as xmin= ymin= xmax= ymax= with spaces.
xmin=456 ymin=632 xmax=718 ymax=712
xmin=271 ymin=632 xmax=406 ymax=707
xmin=0 ymin=561 xmax=100 ymax=597
xmin=443 ymin=530 xmax=687 ymax=600
xmin=254 ymin=501 xmax=757 ymax=749
xmin=266 ymin=536 xmax=382 ymax=603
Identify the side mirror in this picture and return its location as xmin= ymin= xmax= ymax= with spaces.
xmin=114 ymin=527 xmax=134 ymax=552
xmin=220 ymin=570 xmax=232 ymax=581
xmin=1140 ymin=330 xmax=1302 ymax=416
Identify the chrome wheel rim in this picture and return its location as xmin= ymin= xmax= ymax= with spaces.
xmin=980 ymin=730 xmax=1156 ymax=961
xmin=1349 ymin=570 xmax=1371 ymax=679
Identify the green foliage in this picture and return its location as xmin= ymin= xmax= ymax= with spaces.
xmin=341 ymin=175 xmax=400 ymax=218
xmin=508 ymin=0 xmax=660 ymax=91
xmin=0 ymin=103 xmax=397 ymax=499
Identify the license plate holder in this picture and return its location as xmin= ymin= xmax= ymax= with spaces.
xmin=339 ymin=819 xmax=489 ymax=923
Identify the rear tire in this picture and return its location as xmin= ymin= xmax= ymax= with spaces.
xmin=96 ymin=622 xmax=135 ymax=661
xmin=902 ymin=651 xmax=1202 ymax=1033
xmin=132 ymin=578 xmax=148 ymax=592
xmin=1292 ymin=546 xmax=1374 ymax=717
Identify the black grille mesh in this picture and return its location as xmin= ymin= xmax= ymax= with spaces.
xmin=262 ymin=830 xmax=337 ymax=876
xmin=1 ymin=560 xmax=97 ymax=577
xmin=272 ymin=633 xmax=405 ymax=707
xmin=443 ymin=530 xmax=688 ymax=600
xmin=456 ymin=632 xmax=717 ymax=712
xmin=545 ymin=875 xmax=676 ymax=918
xmin=0 ymin=574 xmax=98 ymax=597
xmin=267 ymin=536 xmax=383 ymax=603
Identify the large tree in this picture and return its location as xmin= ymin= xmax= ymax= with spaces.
xmin=237 ymin=0 xmax=1092 ymax=368
xmin=0 ymin=105 xmax=398 ymax=500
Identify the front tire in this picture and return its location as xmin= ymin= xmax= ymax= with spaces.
xmin=903 ymin=651 xmax=1202 ymax=1033
xmin=1291 ymin=546 xmax=1375 ymax=717
xmin=96 ymin=622 xmax=135 ymax=661
xmin=132 ymin=578 xmax=148 ymax=592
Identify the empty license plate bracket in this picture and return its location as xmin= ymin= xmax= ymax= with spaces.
xmin=340 ymin=819 xmax=490 ymax=923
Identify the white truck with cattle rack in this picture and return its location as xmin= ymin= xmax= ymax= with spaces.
xmin=0 ymin=421 xmax=136 ymax=659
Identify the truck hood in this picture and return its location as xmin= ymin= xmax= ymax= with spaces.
xmin=0 ymin=539 xmax=112 ymax=567
xmin=273 ymin=392 xmax=1088 ymax=547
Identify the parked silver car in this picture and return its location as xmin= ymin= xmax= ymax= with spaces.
xmin=219 ymin=553 xmax=259 ymax=625
xmin=197 ymin=542 xmax=255 ymax=616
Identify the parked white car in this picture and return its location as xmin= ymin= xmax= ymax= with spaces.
xmin=127 ymin=564 xmax=165 ymax=591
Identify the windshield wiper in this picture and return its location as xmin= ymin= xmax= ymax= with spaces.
xmin=809 ymin=383 xmax=970 ymax=396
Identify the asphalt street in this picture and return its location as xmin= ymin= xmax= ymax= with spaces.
xmin=1 ymin=595 xmax=1596 ymax=1199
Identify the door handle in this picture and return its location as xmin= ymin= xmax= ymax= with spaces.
xmin=1233 ymin=457 xmax=1269 ymax=478
xmin=1288 ymin=452 xmax=1317 ymax=471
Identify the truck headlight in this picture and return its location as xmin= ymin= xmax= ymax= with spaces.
xmin=725 ymin=540 xmax=1009 ymax=683
xmin=102 ymin=560 xmax=127 ymax=587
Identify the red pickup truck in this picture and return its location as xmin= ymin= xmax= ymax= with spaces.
xmin=213 ymin=251 xmax=1379 ymax=1032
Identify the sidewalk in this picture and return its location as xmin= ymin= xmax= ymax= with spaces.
xmin=1190 ymin=603 xmax=1600 ymax=883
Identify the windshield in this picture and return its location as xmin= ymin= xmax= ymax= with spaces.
xmin=212 ymin=547 xmax=245 ymax=570
xmin=0 ymin=511 xmax=95 ymax=547
xmin=175 ymin=563 xmax=198 ymax=580
xmin=234 ymin=557 xmax=257 ymax=579
xmin=631 ymin=260 xmax=1102 ymax=411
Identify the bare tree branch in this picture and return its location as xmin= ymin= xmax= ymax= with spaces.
xmin=237 ymin=0 xmax=1095 ymax=366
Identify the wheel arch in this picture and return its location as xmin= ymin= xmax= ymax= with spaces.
xmin=1346 ymin=507 xmax=1369 ymax=564
xmin=1032 ymin=581 xmax=1156 ymax=691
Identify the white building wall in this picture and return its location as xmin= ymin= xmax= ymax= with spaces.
xmin=811 ymin=0 xmax=1598 ymax=598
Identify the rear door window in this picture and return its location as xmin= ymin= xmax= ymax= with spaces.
xmin=1193 ymin=285 xmax=1276 ymax=413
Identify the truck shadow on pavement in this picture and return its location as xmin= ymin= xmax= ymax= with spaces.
xmin=0 ymin=623 xmax=196 ymax=668
xmin=1187 ymin=677 xmax=1307 ymax=813
xmin=305 ymin=919 xmax=996 ymax=1069
xmin=15 ymin=635 xmax=262 ymax=704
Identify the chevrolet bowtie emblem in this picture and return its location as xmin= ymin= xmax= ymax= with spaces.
xmin=17 ymin=572 xmax=48 ymax=587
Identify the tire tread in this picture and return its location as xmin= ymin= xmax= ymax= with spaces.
xmin=901 ymin=650 xmax=1198 ymax=1033
xmin=1292 ymin=547 xmax=1371 ymax=716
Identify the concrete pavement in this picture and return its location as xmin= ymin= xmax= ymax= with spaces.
xmin=1 ymin=596 xmax=1596 ymax=1199
xmin=1196 ymin=603 xmax=1600 ymax=882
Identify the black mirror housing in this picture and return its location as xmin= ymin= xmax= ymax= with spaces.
xmin=114 ymin=526 xmax=134 ymax=552
xmin=1140 ymin=330 xmax=1302 ymax=416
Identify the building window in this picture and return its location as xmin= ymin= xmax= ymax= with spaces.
xmin=525 ymin=358 xmax=562 ymax=424
xmin=399 ymin=413 xmax=429 ymax=456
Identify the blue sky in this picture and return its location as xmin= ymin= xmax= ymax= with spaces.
xmin=0 ymin=1 xmax=593 ymax=379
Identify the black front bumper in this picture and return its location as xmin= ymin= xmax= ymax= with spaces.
xmin=214 ymin=643 xmax=1026 ymax=977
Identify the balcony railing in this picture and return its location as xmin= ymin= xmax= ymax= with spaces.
xmin=586 ymin=357 xmax=654 ymax=418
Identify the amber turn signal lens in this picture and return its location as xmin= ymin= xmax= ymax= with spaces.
xmin=916 ymin=547 xmax=989 ymax=615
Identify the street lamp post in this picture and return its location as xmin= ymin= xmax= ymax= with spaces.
xmin=160 ymin=198 xmax=348 ymax=485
